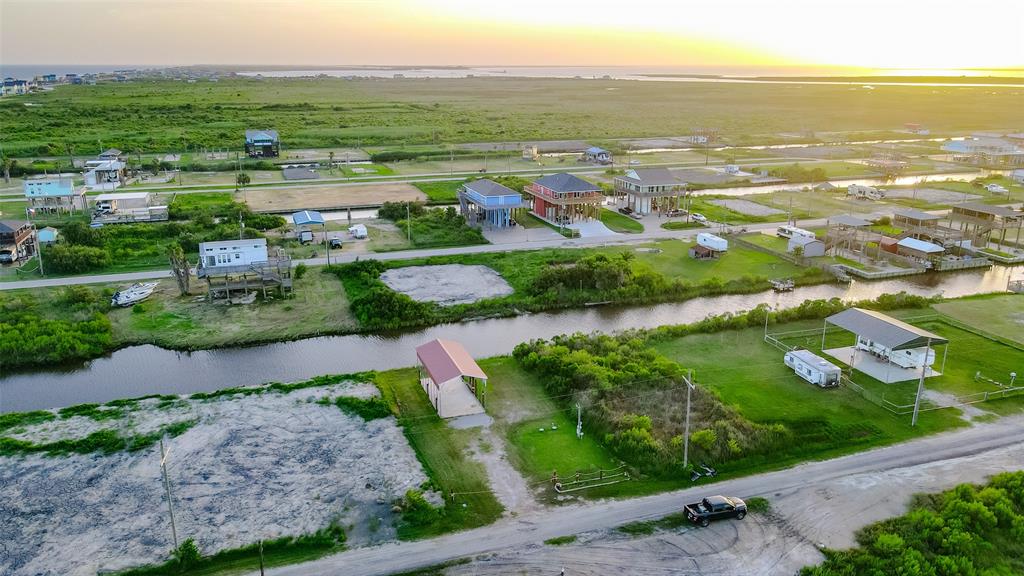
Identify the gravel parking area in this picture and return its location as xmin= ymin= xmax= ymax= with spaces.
xmin=0 ymin=382 xmax=433 ymax=576
xmin=708 ymin=198 xmax=785 ymax=216
xmin=381 ymin=264 xmax=514 ymax=306
xmin=884 ymin=188 xmax=980 ymax=204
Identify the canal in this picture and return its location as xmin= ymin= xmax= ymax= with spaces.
xmin=1 ymin=264 xmax=1018 ymax=413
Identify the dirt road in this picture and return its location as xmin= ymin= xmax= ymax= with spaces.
xmin=258 ymin=413 xmax=1024 ymax=576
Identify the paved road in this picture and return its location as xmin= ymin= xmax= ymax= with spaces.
xmin=257 ymin=414 xmax=1024 ymax=576
xmin=0 ymin=219 xmax=825 ymax=291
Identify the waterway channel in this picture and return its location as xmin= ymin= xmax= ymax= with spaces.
xmin=1 ymin=264 xmax=1019 ymax=413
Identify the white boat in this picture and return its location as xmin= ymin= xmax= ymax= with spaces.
xmin=111 ymin=282 xmax=158 ymax=307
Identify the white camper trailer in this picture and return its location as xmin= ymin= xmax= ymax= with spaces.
xmin=856 ymin=335 xmax=935 ymax=369
xmin=847 ymin=184 xmax=885 ymax=200
xmin=348 ymin=224 xmax=368 ymax=239
xmin=784 ymin=350 xmax=842 ymax=387
xmin=696 ymin=232 xmax=728 ymax=253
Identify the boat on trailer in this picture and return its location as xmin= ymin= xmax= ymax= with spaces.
xmin=769 ymin=278 xmax=795 ymax=292
xmin=111 ymin=282 xmax=158 ymax=307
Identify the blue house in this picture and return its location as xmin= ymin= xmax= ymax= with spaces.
xmin=581 ymin=146 xmax=612 ymax=165
xmin=245 ymin=129 xmax=280 ymax=158
xmin=459 ymin=179 xmax=524 ymax=229
xmin=24 ymin=179 xmax=87 ymax=214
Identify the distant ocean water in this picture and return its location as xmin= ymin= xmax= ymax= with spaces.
xmin=0 ymin=64 xmax=145 ymax=79
xmin=3 ymin=64 xmax=1021 ymax=81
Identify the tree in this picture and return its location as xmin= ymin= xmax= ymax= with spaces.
xmin=328 ymin=151 xmax=335 ymax=174
xmin=172 ymin=538 xmax=201 ymax=568
xmin=235 ymin=172 xmax=251 ymax=189
xmin=168 ymin=244 xmax=191 ymax=296
xmin=1 ymin=155 xmax=12 ymax=184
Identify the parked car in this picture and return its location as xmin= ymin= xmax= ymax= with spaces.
xmin=329 ymin=238 xmax=344 ymax=249
xmin=691 ymin=213 xmax=707 ymax=224
xmin=666 ymin=209 xmax=688 ymax=218
xmin=0 ymin=249 xmax=17 ymax=264
xmin=618 ymin=206 xmax=634 ymax=216
xmin=985 ymin=183 xmax=1008 ymax=194
xmin=684 ymin=495 xmax=747 ymax=527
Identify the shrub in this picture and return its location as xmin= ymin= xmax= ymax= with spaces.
xmin=173 ymin=538 xmax=201 ymax=568
xmin=334 ymin=396 xmax=391 ymax=420
xmin=745 ymin=497 xmax=771 ymax=513
xmin=401 ymin=489 xmax=442 ymax=528
xmin=294 ymin=263 xmax=308 ymax=279
xmin=379 ymin=201 xmax=426 ymax=221
xmin=47 ymin=244 xmax=111 ymax=273
xmin=691 ymin=429 xmax=717 ymax=451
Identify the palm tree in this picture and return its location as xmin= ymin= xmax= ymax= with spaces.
xmin=236 ymin=172 xmax=251 ymax=190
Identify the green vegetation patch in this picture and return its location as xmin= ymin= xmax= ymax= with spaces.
xmin=618 ymin=512 xmax=689 ymax=536
xmin=117 ymin=522 xmax=347 ymax=576
xmin=599 ymin=208 xmax=644 ymax=233
xmin=0 ymin=420 xmax=195 ymax=457
xmin=801 ymin=472 xmax=1024 ymax=575
xmin=329 ymin=395 xmax=391 ymax=420
xmin=374 ymin=368 xmax=503 ymax=539
xmin=412 ymin=180 xmax=464 ymax=203
xmin=544 ymin=535 xmax=578 ymax=546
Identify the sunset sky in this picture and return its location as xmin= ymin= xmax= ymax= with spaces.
xmin=2 ymin=0 xmax=1022 ymax=70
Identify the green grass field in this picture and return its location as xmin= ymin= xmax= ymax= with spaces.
xmin=374 ymin=368 xmax=504 ymax=539
xmin=412 ymin=180 xmax=464 ymax=203
xmin=599 ymin=208 xmax=644 ymax=233
xmin=933 ymin=295 xmax=1024 ymax=345
xmin=3 ymin=77 xmax=1021 ymax=157
xmin=603 ymin=239 xmax=805 ymax=281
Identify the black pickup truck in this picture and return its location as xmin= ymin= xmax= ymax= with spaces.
xmin=684 ymin=495 xmax=747 ymax=527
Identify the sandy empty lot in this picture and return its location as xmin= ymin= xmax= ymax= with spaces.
xmin=246 ymin=182 xmax=426 ymax=212
xmin=709 ymin=198 xmax=785 ymax=216
xmin=0 ymin=382 xmax=433 ymax=576
xmin=381 ymin=264 xmax=514 ymax=306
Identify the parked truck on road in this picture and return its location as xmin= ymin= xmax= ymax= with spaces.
xmin=684 ymin=495 xmax=747 ymax=527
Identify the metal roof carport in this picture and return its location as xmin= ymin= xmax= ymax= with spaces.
xmin=822 ymin=308 xmax=948 ymax=426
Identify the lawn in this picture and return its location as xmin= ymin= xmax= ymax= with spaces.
xmin=688 ymin=196 xmax=807 ymax=224
xmin=933 ymin=294 xmax=1024 ymax=345
xmin=412 ymin=180 xmax=464 ymax=203
xmin=741 ymin=232 xmax=790 ymax=252
xmin=601 ymin=239 xmax=806 ymax=281
xmin=651 ymin=319 xmax=968 ymax=466
xmin=373 ymin=367 xmax=503 ymax=539
xmin=480 ymin=357 xmax=620 ymax=486
xmin=599 ymin=208 xmax=644 ymax=233
xmin=108 ymin=266 xmax=358 ymax=349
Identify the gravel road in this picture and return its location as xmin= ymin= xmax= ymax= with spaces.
xmin=258 ymin=413 xmax=1024 ymax=576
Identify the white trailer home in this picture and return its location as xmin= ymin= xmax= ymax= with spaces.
xmin=847 ymin=184 xmax=885 ymax=200
xmin=784 ymin=350 xmax=841 ymax=387
xmin=855 ymin=335 xmax=936 ymax=369
xmin=696 ymin=232 xmax=728 ymax=252
xmin=198 ymin=238 xmax=268 ymax=270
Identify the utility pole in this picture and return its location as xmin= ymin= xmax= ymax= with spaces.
xmin=324 ymin=222 xmax=330 ymax=266
xmin=911 ymin=338 xmax=931 ymax=427
xmin=34 ymin=223 xmax=43 ymax=276
xmin=406 ymin=203 xmax=412 ymax=243
xmin=160 ymin=437 xmax=179 ymax=551
xmin=683 ymin=370 xmax=695 ymax=469
xmin=258 ymin=540 xmax=265 ymax=576
xmin=576 ymin=403 xmax=583 ymax=439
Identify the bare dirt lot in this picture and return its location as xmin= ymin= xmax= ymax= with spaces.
xmin=0 ymin=382 xmax=434 ymax=576
xmin=884 ymin=187 xmax=981 ymax=204
xmin=673 ymin=168 xmax=738 ymax=185
xmin=380 ymin=264 xmax=514 ymax=306
xmin=245 ymin=182 xmax=425 ymax=212
xmin=708 ymin=198 xmax=785 ymax=216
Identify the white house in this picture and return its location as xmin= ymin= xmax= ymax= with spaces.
xmin=198 ymin=238 xmax=269 ymax=271
xmin=84 ymin=160 xmax=126 ymax=188
xmin=415 ymin=339 xmax=489 ymax=418
xmin=1011 ymin=169 xmax=1024 ymax=184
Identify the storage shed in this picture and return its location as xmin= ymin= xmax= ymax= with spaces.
xmin=896 ymin=237 xmax=944 ymax=261
xmin=415 ymin=339 xmax=489 ymax=418
xmin=788 ymin=235 xmax=825 ymax=257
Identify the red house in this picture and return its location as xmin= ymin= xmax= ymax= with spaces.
xmin=524 ymin=173 xmax=604 ymax=225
